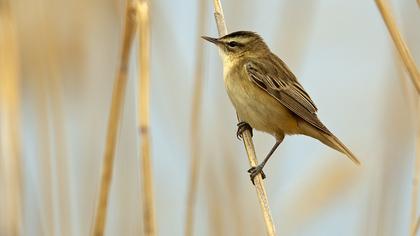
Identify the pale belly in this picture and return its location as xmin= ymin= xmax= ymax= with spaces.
xmin=224 ymin=69 xmax=299 ymax=137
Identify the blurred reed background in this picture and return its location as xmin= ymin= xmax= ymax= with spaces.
xmin=0 ymin=0 xmax=419 ymax=235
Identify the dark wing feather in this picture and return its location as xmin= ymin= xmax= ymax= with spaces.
xmin=245 ymin=59 xmax=331 ymax=134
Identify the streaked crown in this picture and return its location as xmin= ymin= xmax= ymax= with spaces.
xmin=202 ymin=31 xmax=270 ymax=57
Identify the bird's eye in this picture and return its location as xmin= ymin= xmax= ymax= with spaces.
xmin=227 ymin=41 xmax=239 ymax=48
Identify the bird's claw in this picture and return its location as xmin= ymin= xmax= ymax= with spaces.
xmin=236 ymin=122 xmax=253 ymax=140
xmin=247 ymin=165 xmax=266 ymax=185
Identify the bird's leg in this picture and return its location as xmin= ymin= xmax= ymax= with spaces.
xmin=248 ymin=141 xmax=281 ymax=185
xmin=236 ymin=121 xmax=253 ymax=139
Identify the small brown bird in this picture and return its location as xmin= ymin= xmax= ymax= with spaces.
xmin=202 ymin=31 xmax=360 ymax=184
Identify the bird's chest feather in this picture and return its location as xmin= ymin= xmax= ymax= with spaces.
xmin=223 ymin=65 xmax=299 ymax=135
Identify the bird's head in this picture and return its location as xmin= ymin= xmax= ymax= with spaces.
xmin=202 ymin=31 xmax=270 ymax=60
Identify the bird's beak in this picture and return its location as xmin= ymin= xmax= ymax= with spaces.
xmin=201 ymin=36 xmax=220 ymax=45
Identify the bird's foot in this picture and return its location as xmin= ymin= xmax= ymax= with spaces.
xmin=247 ymin=164 xmax=266 ymax=185
xmin=236 ymin=122 xmax=253 ymax=140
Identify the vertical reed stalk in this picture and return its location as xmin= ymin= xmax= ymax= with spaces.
xmin=185 ymin=0 xmax=207 ymax=235
xmin=137 ymin=1 xmax=156 ymax=235
xmin=91 ymin=2 xmax=139 ymax=235
xmin=0 ymin=2 xmax=22 ymax=235
xmin=374 ymin=0 xmax=420 ymax=235
xmin=375 ymin=0 xmax=420 ymax=93
xmin=211 ymin=1 xmax=276 ymax=235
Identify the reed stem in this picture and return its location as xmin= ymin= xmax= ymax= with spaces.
xmin=375 ymin=0 xmax=420 ymax=235
xmin=137 ymin=1 xmax=156 ymax=235
xmin=0 ymin=3 xmax=22 ymax=235
xmin=91 ymin=2 xmax=139 ymax=235
xmin=211 ymin=1 xmax=276 ymax=235
xmin=375 ymin=0 xmax=420 ymax=93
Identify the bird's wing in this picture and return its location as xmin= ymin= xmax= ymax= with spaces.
xmin=245 ymin=59 xmax=331 ymax=134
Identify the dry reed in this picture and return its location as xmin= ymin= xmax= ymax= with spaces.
xmin=212 ymin=0 xmax=276 ymax=235
xmin=91 ymin=2 xmax=139 ymax=235
xmin=375 ymin=0 xmax=420 ymax=93
xmin=137 ymin=1 xmax=156 ymax=235
xmin=374 ymin=0 xmax=420 ymax=235
xmin=0 ymin=2 xmax=22 ymax=235
xmin=185 ymin=0 xmax=207 ymax=235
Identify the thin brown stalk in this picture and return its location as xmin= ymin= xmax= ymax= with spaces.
xmin=137 ymin=1 xmax=156 ymax=235
xmin=375 ymin=0 xmax=420 ymax=93
xmin=0 ymin=3 xmax=22 ymax=235
xmin=375 ymin=0 xmax=420 ymax=235
xmin=91 ymin=2 xmax=139 ymax=235
xmin=185 ymin=0 xmax=207 ymax=235
xmin=212 ymin=1 xmax=276 ymax=235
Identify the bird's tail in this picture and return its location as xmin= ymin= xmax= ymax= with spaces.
xmin=299 ymin=121 xmax=361 ymax=165
xmin=321 ymin=133 xmax=361 ymax=165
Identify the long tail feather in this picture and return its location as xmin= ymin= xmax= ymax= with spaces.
xmin=322 ymin=133 xmax=361 ymax=165
xmin=298 ymin=121 xmax=361 ymax=165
